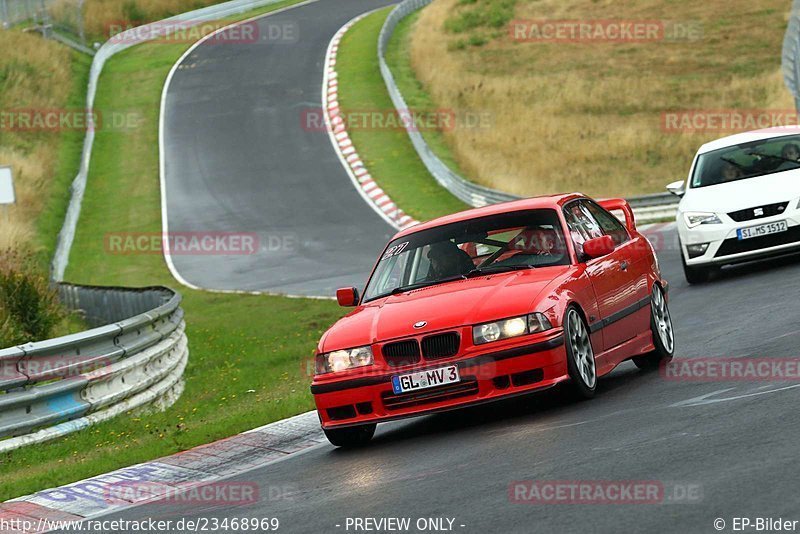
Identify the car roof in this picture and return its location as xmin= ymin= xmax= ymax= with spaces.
xmin=697 ymin=126 xmax=800 ymax=154
xmin=393 ymin=193 xmax=583 ymax=239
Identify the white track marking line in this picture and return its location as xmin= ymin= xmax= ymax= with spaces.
xmin=671 ymin=384 xmax=800 ymax=407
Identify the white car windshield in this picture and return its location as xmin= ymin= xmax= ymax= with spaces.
xmin=362 ymin=209 xmax=569 ymax=302
xmin=691 ymin=134 xmax=800 ymax=188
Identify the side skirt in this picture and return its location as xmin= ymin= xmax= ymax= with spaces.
xmin=595 ymin=330 xmax=655 ymax=377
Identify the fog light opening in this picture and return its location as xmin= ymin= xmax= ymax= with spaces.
xmin=686 ymin=243 xmax=710 ymax=259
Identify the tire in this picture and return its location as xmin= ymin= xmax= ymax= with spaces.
xmin=564 ymin=307 xmax=597 ymax=399
xmin=633 ymin=284 xmax=675 ymax=370
xmin=323 ymin=423 xmax=376 ymax=448
xmin=681 ymin=248 xmax=713 ymax=284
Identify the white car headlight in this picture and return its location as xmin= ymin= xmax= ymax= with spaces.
xmin=316 ymin=346 xmax=374 ymax=374
xmin=473 ymin=313 xmax=553 ymax=345
xmin=683 ymin=211 xmax=723 ymax=229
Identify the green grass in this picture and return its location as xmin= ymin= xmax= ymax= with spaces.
xmin=336 ymin=8 xmax=467 ymax=222
xmin=384 ymin=11 xmax=474 ymax=186
xmin=0 ymin=0 xmax=346 ymax=501
xmin=444 ymin=0 xmax=516 ymax=41
xmin=35 ymin=51 xmax=93 ymax=272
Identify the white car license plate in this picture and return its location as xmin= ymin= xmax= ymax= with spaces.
xmin=391 ymin=365 xmax=460 ymax=394
xmin=737 ymin=220 xmax=788 ymax=241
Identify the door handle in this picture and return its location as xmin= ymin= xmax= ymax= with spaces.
xmin=620 ymin=260 xmax=629 ymax=271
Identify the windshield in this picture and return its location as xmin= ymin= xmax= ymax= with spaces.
xmin=362 ymin=209 xmax=569 ymax=302
xmin=691 ymin=134 xmax=800 ymax=188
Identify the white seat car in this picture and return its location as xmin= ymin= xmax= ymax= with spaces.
xmin=668 ymin=127 xmax=800 ymax=283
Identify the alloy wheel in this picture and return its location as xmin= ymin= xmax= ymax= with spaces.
xmin=651 ymin=285 xmax=674 ymax=353
xmin=568 ymin=309 xmax=596 ymax=388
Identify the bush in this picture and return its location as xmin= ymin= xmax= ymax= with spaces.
xmin=0 ymin=251 xmax=65 ymax=348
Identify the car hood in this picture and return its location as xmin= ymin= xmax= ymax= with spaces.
xmin=320 ymin=266 xmax=572 ymax=352
xmin=681 ymin=170 xmax=800 ymax=213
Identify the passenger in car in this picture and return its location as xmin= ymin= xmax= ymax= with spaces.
xmin=781 ymin=143 xmax=800 ymax=161
xmin=777 ymin=143 xmax=800 ymax=171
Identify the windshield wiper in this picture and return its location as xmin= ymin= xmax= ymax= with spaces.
xmin=746 ymin=151 xmax=800 ymax=165
xmin=385 ymin=274 xmax=467 ymax=297
xmin=465 ymin=264 xmax=534 ymax=278
xmin=719 ymin=156 xmax=746 ymax=169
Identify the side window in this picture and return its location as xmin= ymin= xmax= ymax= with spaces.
xmin=584 ymin=202 xmax=630 ymax=246
xmin=563 ymin=202 xmax=603 ymax=258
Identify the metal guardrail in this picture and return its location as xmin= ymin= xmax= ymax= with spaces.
xmin=0 ymin=284 xmax=188 ymax=453
xmin=377 ymin=0 xmax=679 ymax=222
xmin=377 ymin=0 xmax=517 ymax=208
xmin=51 ymin=0 xmax=298 ymax=281
xmin=783 ymin=0 xmax=800 ymax=110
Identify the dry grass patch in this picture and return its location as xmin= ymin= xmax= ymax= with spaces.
xmin=83 ymin=0 xmax=230 ymax=40
xmin=410 ymin=0 xmax=794 ymax=197
xmin=0 ymin=30 xmax=72 ymax=251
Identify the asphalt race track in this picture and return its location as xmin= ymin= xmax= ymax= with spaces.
xmin=80 ymin=223 xmax=800 ymax=533
xmin=162 ymin=0 xmax=397 ymax=296
xmin=125 ymin=0 xmax=800 ymax=532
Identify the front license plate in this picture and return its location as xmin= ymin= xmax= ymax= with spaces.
xmin=391 ymin=365 xmax=460 ymax=394
xmin=737 ymin=220 xmax=788 ymax=241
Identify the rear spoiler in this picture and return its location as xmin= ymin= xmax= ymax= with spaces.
xmin=597 ymin=198 xmax=636 ymax=233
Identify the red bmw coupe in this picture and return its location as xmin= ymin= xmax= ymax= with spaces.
xmin=311 ymin=194 xmax=674 ymax=447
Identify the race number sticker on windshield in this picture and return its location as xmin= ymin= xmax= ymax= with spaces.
xmin=392 ymin=365 xmax=460 ymax=394
xmin=382 ymin=241 xmax=409 ymax=261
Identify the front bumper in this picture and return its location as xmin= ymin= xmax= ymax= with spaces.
xmin=311 ymin=332 xmax=568 ymax=429
xmin=678 ymin=212 xmax=800 ymax=267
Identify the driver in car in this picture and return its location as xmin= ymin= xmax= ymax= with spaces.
xmin=426 ymin=241 xmax=474 ymax=279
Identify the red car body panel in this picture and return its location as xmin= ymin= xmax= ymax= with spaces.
xmin=311 ymin=194 xmax=666 ymax=429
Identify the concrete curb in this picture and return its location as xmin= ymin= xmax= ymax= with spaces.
xmin=1 ymin=411 xmax=324 ymax=531
xmin=322 ymin=11 xmax=420 ymax=231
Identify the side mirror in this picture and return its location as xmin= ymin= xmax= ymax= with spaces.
xmin=666 ymin=180 xmax=686 ymax=197
xmin=583 ymin=235 xmax=616 ymax=260
xmin=336 ymin=287 xmax=360 ymax=307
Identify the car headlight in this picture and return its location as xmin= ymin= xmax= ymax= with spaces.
xmin=315 ymin=346 xmax=374 ymax=374
xmin=683 ymin=211 xmax=722 ymax=229
xmin=473 ymin=313 xmax=553 ymax=345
